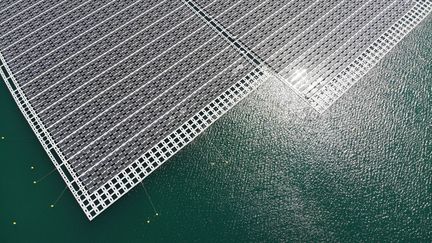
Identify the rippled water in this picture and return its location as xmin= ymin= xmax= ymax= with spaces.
xmin=1 ymin=18 xmax=431 ymax=243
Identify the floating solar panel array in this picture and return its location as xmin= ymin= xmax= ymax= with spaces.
xmin=1 ymin=0 xmax=430 ymax=220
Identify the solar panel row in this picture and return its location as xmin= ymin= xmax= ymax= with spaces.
xmin=0 ymin=0 xmax=430 ymax=219
xmin=194 ymin=0 xmax=420 ymax=104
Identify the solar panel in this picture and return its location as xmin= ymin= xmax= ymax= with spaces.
xmin=0 ymin=0 xmax=267 ymax=219
xmin=1 ymin=0 xmax=430 ymax=220
xmin=194 ymin=0 xmax=432 ymax=111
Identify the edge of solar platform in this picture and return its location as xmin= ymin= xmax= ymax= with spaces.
xmin=83 ymin=68 xmax=269 ymax=220
xmin=306 ymin=0 xmax=432 ymax=113
xmin=1 ymin=49 xmax=269 ymax=219
xmin=0 ymin=51 xmax=95 ymax=218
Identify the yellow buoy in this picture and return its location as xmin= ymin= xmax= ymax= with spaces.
xmin=50 ymin=204 xmax=54 ymax=208
xmin=12 ymin=221 xmax=16 ymax=225
xmin=33 ymin=181 xmax=37 ymax=184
